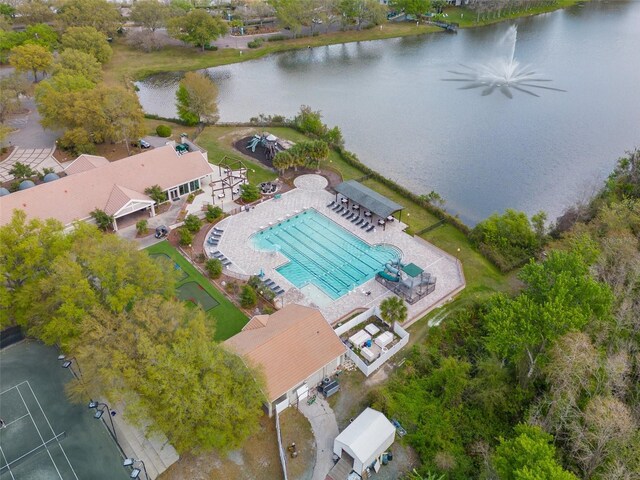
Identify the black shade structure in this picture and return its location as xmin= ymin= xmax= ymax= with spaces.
xmin=334 ymin=180 xmax=404 ymax=220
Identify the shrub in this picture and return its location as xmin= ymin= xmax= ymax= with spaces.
xmin=156 ymin=124 xmax=172 ymax=137
xmin=267 ymin=34 xmax=286 ymax=42
xmin=90 ymin=208 xmax=113 ymax=232
xmin=178 ymin=228 xmax=192 ymax=246
xmin=203 ymin=44 xmax=218 ymax=51
xmin=136 ymin=219 xmax=148 ymax=235
xmin=247 ymin=38 xmax=264 ymax=48
xmin=195 ymin=253 xmax=206 ymax=264
xmin=186 ymin=193 xmax=195 ymax=203
xmin=145 ymin=184 xmax=168 ymax=204
xmin=225 ymin=280 xmax=240 ymax=295
xmin=240 ymin=284 xmax=257 ymax=308
xmin=205 ymin=205 xmax=223 ymax=222
xmin=184 ymin=214 xmax=202 ymax=233
xmin=8 ymin=162 xmax=36 ymax=180
xmin=205 ymin=258 xmax=223 ymax=278
xmin=240 ymin=183 xmax=261 ymax=203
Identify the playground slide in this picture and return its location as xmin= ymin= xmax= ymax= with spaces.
xmin=385 ymin=264 xmax=400 ymax=275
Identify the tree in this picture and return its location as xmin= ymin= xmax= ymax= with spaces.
xmin=53 ymin=48 xmax=102 ymax=83
xmin=70 ymin=299 xmax=264 ymax=453
xmin=136 ymin=219 xmax=148 ymax=236
xmin=175 ymin=71 xmax=219 ymax=125
xmin=145 ymin=184 xmax=168 ymax=204
xmin=379 ymin=296 xmax=408 ymax=324
xmin=337 ymin=0 xmax=386 ymax=30
xmin=492 ymin=424 xmax=579 ymax=480
xmin=0 ymin=74 xmax=26 ymax=123
xmin=240 ymin=183 xmax=261 ymax=203
xmin=0 ymin=211 xmax=69 ymax=328
xmin=484 ymin=250 xmax=612 ymax=379
xmin=390 ymin=0 xmax=430 ymax=18
xmin=184 ymin=213 xmax=202 ymax=233
xmin=167 ymin=9 xmax=227 ymax=51
xmin=23 ymin=23 xmax=58 ymax=50
xmin=205 ymin=258 xmax=222 ymax=278
xmin=56 ymin=0 xmax=121 ymax=35
xmin=9 ymin=43 xmax=53 ymax=81
xmin=131 ymin=0 xmax=171 ymax=31
xmin=156 ymin=124 xmax=172 ymax=137
xmin=16 ymin=0 xmax=54 ymax=25
xmin=240 ymin=284 xmax=257 ymax=308
xmin=8 ymin=162 xmax=36 ymax=180
xmin=61 ymin=26 xmax=112 ymax=64
xmin=90 ymin=208 xmax=113 ymax=231
xmin=273 ymin=150 xmax=294 ymax=174
xmin=269 ymin=0 xmax=312 ymax=37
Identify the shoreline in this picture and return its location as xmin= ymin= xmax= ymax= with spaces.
xmin=106 ymin=0 xmax=589 ymax=85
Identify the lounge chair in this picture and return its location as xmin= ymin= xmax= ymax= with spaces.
xmin=212 ymin=252 xmax=224 ymax=258
xmin=222 ymin=260 xmax=232 ymax=266
xmin=366 ymin=225 xmax=375 ymax=232
xmin=342 ymin=210 xmax=350 ymax=217
xmin=207 ymin=237 xmax=217 ymax=244
xmin=212 ymin=232 xmax=222 ymax=237
xmin=274 ymin=287 xmax=285 ymax=295
xmin=213 ymin=228 xmax=224 ymax=233
xmin=351 ymin=216 xmax=360 ymax=223
xmin=355 ymin=218 xmax=364 ymax=226
xmin=327 ymin=201 xmax=335 ymax=208
xmin=361 ymin=222 xmax=370 ymax=229
xmin=332 ymin=204 xmax=341 ymax=211
xmin=209 ymin=240 xmax=219 ymax=246
xmin=265 ymin=280 xmax=276 ymax=288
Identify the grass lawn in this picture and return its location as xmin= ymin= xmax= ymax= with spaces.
xmin=104 ymin=23 xmax=440 ymax=86
xmin=146 ymin=241 xmax=248 ymax=341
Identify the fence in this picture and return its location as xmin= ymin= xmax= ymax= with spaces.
xmin=334 ymin=307 xmax=410 ymax=377
xmin=275 ymin=410 xmax=288 ymax=480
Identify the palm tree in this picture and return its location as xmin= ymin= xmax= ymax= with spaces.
xmin=379 ymin=296 xmax=408 ymax=325
xmin=403 ymin=470 xmax=445 ymax=480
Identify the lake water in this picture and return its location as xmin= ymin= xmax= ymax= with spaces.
xmin=136 ymin=0 xmax=640 ymax=225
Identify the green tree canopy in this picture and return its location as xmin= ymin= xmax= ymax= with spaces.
xmin=131 ymin=0 xmax=172 ymax=31
xmin=337 ymin=0 xmax=386 ymax=30
xmin=167 ymin=9 xmax=227 ymax=51
xmin=61 ymin=26 xmax=112 ymax=63
xmin=390 ymin=0 xmax=431 ymax=17
xmin=493 ymin=424 xmax=579 ymax=480
xmin=379 ymin=296 xmax=408 ymax=324
xmin=175 ymin=71 xmax=219 ymax=125
xmin=23 ymin=23 xmax=58 ymax=50
xmin=53 ymin=48 xmax=102 ymax=83
xmin=56 ymin=0 xmax=121 ymax=35
xmin=16 ymin=0 xmax=55 ymax=25
xmin=9 ymin=43 xmax=53 ymax=81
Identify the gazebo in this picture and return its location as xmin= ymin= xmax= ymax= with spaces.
xmin=334 ymin=180 xmax=404 ymax=228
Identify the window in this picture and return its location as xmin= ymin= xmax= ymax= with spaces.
xmin=179 ymin=183 xmax=188 ymax=196
xmin=189 ymin=179 xmax=200 ymax=192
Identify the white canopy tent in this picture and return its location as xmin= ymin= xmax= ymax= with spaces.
xmin=333 ymin=408 xmax=396 ymax=475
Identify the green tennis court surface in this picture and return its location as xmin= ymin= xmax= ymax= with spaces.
xmin=149 ymin=252 xmax=188 ymax=281
xmin=0 ymin=342 xmax=127 ymax=480
xmin=177 ymin=282 xmax=219 ymax=311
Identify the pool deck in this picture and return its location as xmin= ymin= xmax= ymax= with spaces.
xmin=207 ymin=175 xmax=465 ymax=324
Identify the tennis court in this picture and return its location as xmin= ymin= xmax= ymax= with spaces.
xmin=150 ymin=253 xmax=188 ymax=281
xmin=0 ymin=342 xmax=127 ymax=480
xmin=177 ymin=282 xmax=219 ymax=312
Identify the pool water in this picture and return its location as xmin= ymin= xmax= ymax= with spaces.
xmin=252 ymin=209 xmax=401 ymax=299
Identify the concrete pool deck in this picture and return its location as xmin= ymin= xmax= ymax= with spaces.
xmin=206 ymin=175 xmax=465 ymax=324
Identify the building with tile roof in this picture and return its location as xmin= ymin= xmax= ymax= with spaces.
xmin=225 ymin=304 xmax=346 ymax=416
xmin=0 ymin=146 xmax=216 ymax=230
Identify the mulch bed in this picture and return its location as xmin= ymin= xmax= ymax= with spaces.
xmin=0 ymin=146 xmax=15 ymax=163
xmin=234 ymin=136 xmax=275 ymax=169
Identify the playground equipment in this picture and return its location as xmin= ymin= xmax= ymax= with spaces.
xmin=245 ymin=133 xmax=287 ymax=161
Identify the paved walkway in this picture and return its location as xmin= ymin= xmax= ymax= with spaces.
xmin=298 ymin=397 xmax=339 ymax=480
xmin=207 ymin=174 xmax=465 ymax=323
xmin=7 ymin=96 xmax=61 ymax=149
xmin=0 ymin=146 xmax=62 ymax=182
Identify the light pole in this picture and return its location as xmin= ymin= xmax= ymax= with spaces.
xmin=88 ymin=401 xmax=118 ymax=443
xmin=123 ymin=458 xmax=151 ymax=480
xmin=58 ymin=355 xmax=82 ymax=379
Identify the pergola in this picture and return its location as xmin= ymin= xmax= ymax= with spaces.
xmin=334 ymin=180 xmax=404 ymax=225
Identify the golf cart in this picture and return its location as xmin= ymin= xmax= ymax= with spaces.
xmin=155 ymin=225 xmax=169 ymax=239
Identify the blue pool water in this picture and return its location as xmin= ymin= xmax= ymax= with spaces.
xmin=252 ymin=209 xmax=401 ymax=299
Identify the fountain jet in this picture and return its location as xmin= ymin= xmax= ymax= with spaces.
xmin=443 ymin=25 xmax=565 ymax=98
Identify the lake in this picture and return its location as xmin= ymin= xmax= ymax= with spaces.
xmin=136 ymin=0 xmax=640 ymax=225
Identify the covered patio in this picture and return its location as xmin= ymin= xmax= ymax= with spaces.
xmin=334 ymin=180 xmax=404 ymax=230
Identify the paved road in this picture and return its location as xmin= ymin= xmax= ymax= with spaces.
xmin=7 ymin=96 xmax=60 ymax=149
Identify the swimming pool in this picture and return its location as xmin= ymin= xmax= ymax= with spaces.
xmin=252 ymin=209 xmax=401 ymax=299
